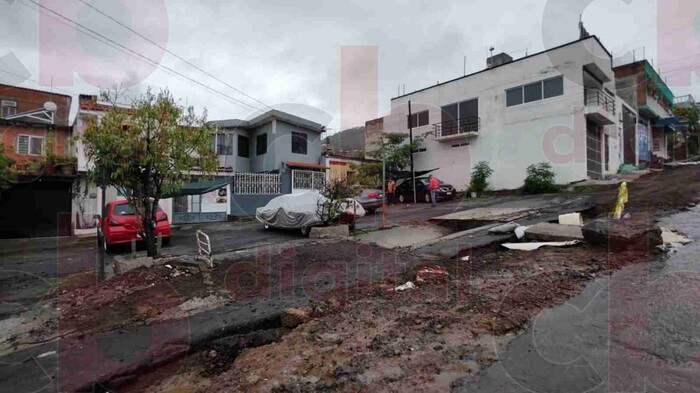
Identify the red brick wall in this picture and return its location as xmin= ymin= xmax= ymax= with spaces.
xmin=0 ymin=84 xmax=72 ymax=165
xmin=1 ymin=124 xmax=71 ymax=164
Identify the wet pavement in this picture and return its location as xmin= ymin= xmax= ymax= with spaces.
xmin=455 ymin=206 xmax=700 ymax=393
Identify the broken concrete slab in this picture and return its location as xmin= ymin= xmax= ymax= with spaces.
xmin=358 ymin=225 xmax=448 ymax=250
xmin=525 ymin=223 xmax=584 ymax=242
xmin=113 ymin=256 xmax=154 ymax=275
xmin=582 ymin=216 xmax=662 ymax=250
xmin=431 ymin=207 xmax=535 ymax=225
xmin=309 ymin=225 xmax=349 ymax=239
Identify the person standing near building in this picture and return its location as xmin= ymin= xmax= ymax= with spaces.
xmin=428 ymin=175 xmax=439 ymax=207
xmin=387 ymin=179 xmax=396 ymax=205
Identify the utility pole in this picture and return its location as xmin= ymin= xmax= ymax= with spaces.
xmin=98 ymin=172 xmax=106 ymax=282
xmin=408 ymin=100 xmax=416 ymax=204
xmin=381 ymin=136 xmax=386 ymax=229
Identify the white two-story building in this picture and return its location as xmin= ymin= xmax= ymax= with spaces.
xmin=367 ymin=35 xmax=627 ymax=190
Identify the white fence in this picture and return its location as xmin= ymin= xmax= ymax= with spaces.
xmin=292 ymin=169 xmax=325 ymax=193
xmin=233 ymin=173 xmax=281 ymax=195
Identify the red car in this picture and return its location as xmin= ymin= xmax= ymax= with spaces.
xmin=100 ymin=200 xmax=171 ymax=252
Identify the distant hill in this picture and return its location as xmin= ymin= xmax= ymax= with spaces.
xmin=326 ymin=126 xmax=365 ymax=154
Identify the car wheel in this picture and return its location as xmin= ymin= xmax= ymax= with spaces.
xmin=102 ymin=238 xmax=113 ymax=254
xmin=424 ymin=193 xmax=431 ymax=203
xmin=398 ymin=194 xmax=405 ymax=203
xmin=300 ymin=227 xmax=309 ymax=237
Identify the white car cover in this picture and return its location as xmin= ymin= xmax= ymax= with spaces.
xmin=255 ymin=191 xmax=364 ymax=229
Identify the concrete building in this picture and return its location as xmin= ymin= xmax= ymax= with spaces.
xmin=208 ymin=110 xmax=326 ymax=217
xmin=614 ymin=60 xmax=676 ymax=167
xmin=0 ymin=84 xmax=75 ymax=238
xmin=366 ymin=36 xmax=627 ymax=191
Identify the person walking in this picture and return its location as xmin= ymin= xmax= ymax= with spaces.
xmin=387 ymin=179 xmax=396 ymax=205
xmin=428 ymin=175 xmax=439 ymax=207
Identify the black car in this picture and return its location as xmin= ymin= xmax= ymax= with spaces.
xmin=395 ymin=177 xmax=456 ymax=204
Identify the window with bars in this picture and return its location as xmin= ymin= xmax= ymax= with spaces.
xmin=15 ymin=135 xmax=44 ymax=156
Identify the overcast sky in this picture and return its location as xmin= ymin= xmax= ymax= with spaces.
xmin=1 ymin=0 xmax=696 ymax=133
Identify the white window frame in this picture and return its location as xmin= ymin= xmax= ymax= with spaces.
xmin=1 ymin=100 xmax=17 ymax=118
xmin=15 ymin=134 xmax=44 ymax=156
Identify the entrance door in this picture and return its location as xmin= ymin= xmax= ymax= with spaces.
xmin=586 ymin=121 xmax=603 ymax=179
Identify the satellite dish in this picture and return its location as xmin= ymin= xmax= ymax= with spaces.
xmin=44 ymin=101 xmax=58 ymax=112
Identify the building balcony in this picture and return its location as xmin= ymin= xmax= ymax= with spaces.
xmin=432 ymin=117 xmax=480 ymax=142
xmin=673 ymin=94 xmax=696 ymax=108
xmin=584 ymin=88 xmax=616 ymax=125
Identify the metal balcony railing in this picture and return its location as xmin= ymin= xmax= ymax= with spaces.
xmin=585 ymin=88 xmax=616 ymax=116
xmin=433 ymin=116 xmax=480 ymax=138
xmin=674 ymin=94 xmax=696 ymax=106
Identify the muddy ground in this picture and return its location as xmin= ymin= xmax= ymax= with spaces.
xmin=133 ymin=166 xmax=700 ymax=393
xmin=5 ymin=166 xmax=699 ymax=392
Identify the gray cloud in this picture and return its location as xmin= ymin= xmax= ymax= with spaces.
xmin=0 ymin=0 xmax=694 ymax=131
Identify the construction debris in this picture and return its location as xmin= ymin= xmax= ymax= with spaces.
xmin=658 ymin=227 xmax=693 ymax=252
xmin=582 ymin=216 xmax=662 ymax=250
xmin=514 ymin=225 xmax=530 ymax=240
xmin=525 ymin=223 xmax=584 ymax=242
xmin=393 ymin=282 xmax=416 ymax=291
xmin=501 ymin=240 xmax=581 ymax=251
xmin=488 ymin=222 xmax=519 ymax=234
xmin=558 ymin=212 xmax=583 ymax=226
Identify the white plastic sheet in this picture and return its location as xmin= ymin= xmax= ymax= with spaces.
xmin=501 ymin=240 xmax=581 ymax=251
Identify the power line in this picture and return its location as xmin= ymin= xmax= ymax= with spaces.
xmin=20 ymin=0 xmax=264 ymax=114
xmin=74 ymin=0 xmax=273 ymax=112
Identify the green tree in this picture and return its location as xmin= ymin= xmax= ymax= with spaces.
xmin=0 ymin=144 xmax=15 ymax=193
xmin=523 ymin=162 xmax=558 ymax=194
xmin=81 ymin=88 xmax=219 ymax=257
xmin=369 ymin=133 xmax=423 ymax=174
xmin=349 ymin=161 xmax=381 ymax=188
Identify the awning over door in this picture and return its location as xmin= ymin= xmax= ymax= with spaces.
xmin=162 ymin=178 xmax=232 ymax=198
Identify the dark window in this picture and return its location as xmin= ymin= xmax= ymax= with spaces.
xmin=217 ymin=134 xmax=233 ymax=155
xmin=408 ymin=110 xmax=430 ymax=128
xmin=238 ymin=135 xmax=250 ymax=158
xmin=291 ymin=132 xmax=307 ymax=154
xmin=524 ymin=82 xmax=543 ymax=103
xmin=506 ymin=87 xmax=523 ymax=107
xmin=256 ymin=133 xmax=267 ymax=155
xmin=459 ymin=99 xmax=478 ymax=119
xmin=1 ymin=100 xmax=17 ymax=118
xmin=543 ymin=77 xmax=564 ymax=98
xmin=418 ymin=111 xmax=429 ymax=126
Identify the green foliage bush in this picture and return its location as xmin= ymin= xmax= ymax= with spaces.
xmin=469 ymin=161 xmax=494 ymax=194
xmin=523 ymin=162 xmax=558 ymax=194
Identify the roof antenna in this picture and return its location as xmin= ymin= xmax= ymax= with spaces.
xmin=489 ymin=47 xmax=495 ymax=58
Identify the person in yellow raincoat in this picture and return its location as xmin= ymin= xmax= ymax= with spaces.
xmin=611 ymin=182 xmax=628 ymax=219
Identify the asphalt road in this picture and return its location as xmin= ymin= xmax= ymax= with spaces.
xmin=0 ymin=198 xmax=471 ymax=319
xmin=455 ymin=206 xmax=700 ymax=393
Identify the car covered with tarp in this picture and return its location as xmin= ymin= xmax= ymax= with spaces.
xmin=255 ymin=191 xmax=364 ymax=235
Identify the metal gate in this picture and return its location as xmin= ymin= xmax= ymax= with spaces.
xmin=292 ymin=169 xmax=325 ymax=193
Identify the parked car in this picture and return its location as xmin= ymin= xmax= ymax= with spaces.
xmin=395 ymin=177 xmax=456 ymax=203
xmin=256 ymin=191 xmax=365 ymax=236
xmin=99 ymin=200 xmax=171 ymax=252
xmin=356 ymin=189 xmax=383 ymax=213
